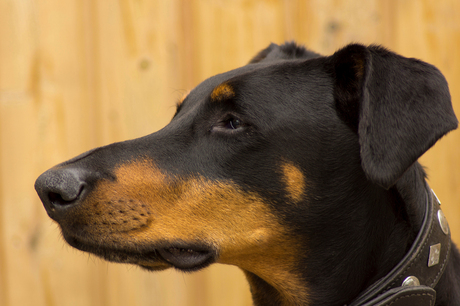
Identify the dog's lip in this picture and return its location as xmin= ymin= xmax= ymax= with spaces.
xmin=62 ymin=233 xmax=169 ymax=270
xmin=61 ymin=232 xmax=216 ymax=271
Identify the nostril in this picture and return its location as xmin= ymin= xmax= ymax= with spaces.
xmin=48 ymin=189 xmax=82 ymax=207
xmin=48 ymin=181 xmax=86 ymax=205
xmin=48 ymin=191 xmax=68 ymax=206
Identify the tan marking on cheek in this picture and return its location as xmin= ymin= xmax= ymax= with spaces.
xmin=210 ymin=83 xmax=234 ymax=101
xmin=281 ymin=161 xmax=306 ymax=203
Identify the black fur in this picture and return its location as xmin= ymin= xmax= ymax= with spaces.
xmin=35 ymin=42 xmax=459 ymax=305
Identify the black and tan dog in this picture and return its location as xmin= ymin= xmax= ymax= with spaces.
xmin=35 ymin=43 xmax=459 ymax=305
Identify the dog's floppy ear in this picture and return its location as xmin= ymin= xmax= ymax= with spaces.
xmin=249 ymin=42 xmax=321 ymax=64
xmin=330 ymin=44 xmax=458 ymax=189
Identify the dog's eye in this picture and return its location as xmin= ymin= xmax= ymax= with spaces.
xmin=226 ymin=118 xmax=242 ymax=130
xmin=212 ymin=116 xmax=246 ymax=133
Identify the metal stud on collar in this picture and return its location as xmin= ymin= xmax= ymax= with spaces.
xmin=428 ymin=243 xmax=442 ymax=267
xmin=437 ymin=210 xmax=449 ymax=235
xmin=432 ymin=189 xmax=449 ymax=235
xmin=402 ymin=276 xmax=420 ymax=287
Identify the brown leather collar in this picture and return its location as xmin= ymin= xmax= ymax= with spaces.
xmin=349 ymin=185 xmax=451 ymax=306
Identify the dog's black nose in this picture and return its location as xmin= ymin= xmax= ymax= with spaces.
xmin=35 ymin=167 xmax=89 ymax=219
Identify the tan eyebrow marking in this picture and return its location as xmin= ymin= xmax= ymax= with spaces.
xmin=211 ymin=83 xmax=235 ymax=101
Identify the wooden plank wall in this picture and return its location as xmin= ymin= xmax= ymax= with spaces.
xmin=1 ymin=0 xmax=459 ymax=305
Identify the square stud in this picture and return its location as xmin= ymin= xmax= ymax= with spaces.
xmin=428 ymin=243 xmax=441 ymax=267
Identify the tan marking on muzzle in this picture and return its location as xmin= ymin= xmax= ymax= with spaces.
xmin=71 ymin=158 xmax=308 ymax=303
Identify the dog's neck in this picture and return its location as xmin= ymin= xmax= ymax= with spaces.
xmin=241 ymin=162 xmax=460 ymax=306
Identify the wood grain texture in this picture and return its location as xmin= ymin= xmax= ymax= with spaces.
xmin=1 ymin=1 xmax=459 ymax=305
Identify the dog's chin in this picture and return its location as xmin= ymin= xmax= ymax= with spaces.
xmin=61 ymin=232 xmax=217 ymax=272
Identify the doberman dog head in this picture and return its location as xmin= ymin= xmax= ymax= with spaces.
xmin=35 ymin=43 xmax=457 ymax=305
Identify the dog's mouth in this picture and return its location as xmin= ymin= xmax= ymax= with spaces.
xmin=62 ymin=232 xmax=217 ymax=272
